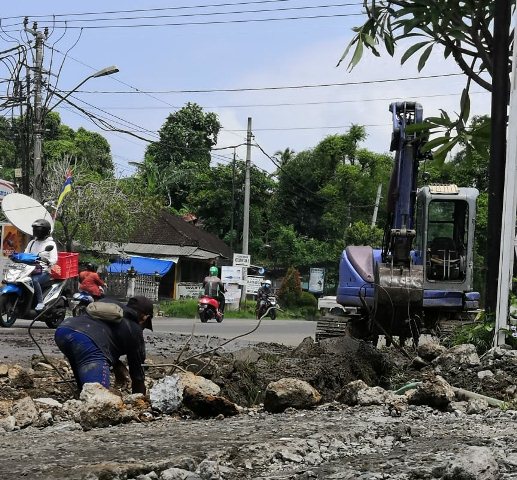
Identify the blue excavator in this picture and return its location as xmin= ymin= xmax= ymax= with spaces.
xmin=316 ymin=101 xmax=480 ymax=346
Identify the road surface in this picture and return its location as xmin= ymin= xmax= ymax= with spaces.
xmin=152 ymin=317 xmax=316 ymax=346
xmin=5 ymin=317 xmax=317 ymax=348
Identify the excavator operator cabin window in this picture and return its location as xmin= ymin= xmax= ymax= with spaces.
xmin=426 ymin=200 xmax=468 ymax=281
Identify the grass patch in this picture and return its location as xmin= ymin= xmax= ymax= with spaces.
xmin=159 ymin=298 xmax=318 ymax=320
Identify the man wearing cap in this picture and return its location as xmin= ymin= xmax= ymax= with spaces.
xmin=54 ymin=295 xmax=154 ymax=394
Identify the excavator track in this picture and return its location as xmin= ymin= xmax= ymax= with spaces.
xmin=315 ymin=310 xmax=362 ymax=342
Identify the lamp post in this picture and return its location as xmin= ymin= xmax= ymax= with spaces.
xmin=32 ymin=65 xmax=119 ymax=201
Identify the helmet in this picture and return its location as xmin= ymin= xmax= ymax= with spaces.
xmin=86 ymin=263 xmax=96 ymax=272
xmin=32 ymin=218 xmax=51 ymax=240
xmin=263 ymin=280 xmax=272 ymax=288
xmin=209 ymin=266 xmax=218 ymax=276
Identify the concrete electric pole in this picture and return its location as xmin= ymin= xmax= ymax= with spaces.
xmin=242 ymin=117 xmax=252 ymax=255
xmin=25 ymin=24 xmax=46 ymax=202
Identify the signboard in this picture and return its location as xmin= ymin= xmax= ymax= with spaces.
xmin=225 ymin=285 xmax=241 ymax=304
xmin=233 ymin=253 xmax=251 ymax=267
xmin=221 ymin=265 xmax=243 ymax=284
xmin=308 ymin=267 xmax=325 ymax=294
xmin=177 ymin=282 xmax=203 ymax=299
xmin=1 ymin=223 xmax=26 ymax=258
xmin=246 ymin=275 xmax=264 ymax=295
xmin=0 ymin=180 xmax=15 ymax=203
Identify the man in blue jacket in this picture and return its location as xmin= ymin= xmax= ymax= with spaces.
xmin=54 ymin=296 xmax=154 ymax=394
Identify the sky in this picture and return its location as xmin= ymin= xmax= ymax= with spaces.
xmin=0 ymin=1 xmax=491 ymax=177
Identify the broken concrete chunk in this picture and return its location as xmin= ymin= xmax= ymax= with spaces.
xmin=442 ymin=445 xmax=499 ymax=480
xmin=417 ymin=341 xmax=447 ymax=361
xmin=183 ymin=386 xmax=240 ymax=418
xmin=12 ymin=396 xmax=38 ymax=428
xmin=264 ymin=377 xmax=321 ymax=413
xmin=150 ymin=373 xmax=221 ymax=414
xmin=232 ymin=347 xmax=261 ymax=364
xmin=161 ymin=467 xmax=202 ymax=480
xmin=77 ymin=382 xmax=132 ymax=430
xmin=434 ymin=344 xmax=481 ymax=370
xmin=336 ymin=380 xmax=369 ymax=406
xmin=407 ymin=375 xmax=454 ymax=410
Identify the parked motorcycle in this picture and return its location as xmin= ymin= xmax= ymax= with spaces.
xmin=70 ymin=286 xmax=105 ymax=317
xmin=256 ymin=295 xmax=277 ymax=320
xmin=0 ymin=246 xmax=71 ymax=329
xmin=198 ymin=295 xmax=223 ymax=323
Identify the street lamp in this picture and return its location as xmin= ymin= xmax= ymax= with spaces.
xmin=32 ymin=65 xmax=119 ymax=201
xmin=48 ymin=65 xmax=119 ymax=112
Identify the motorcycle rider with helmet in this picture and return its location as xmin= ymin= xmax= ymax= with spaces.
xmin=79 ymin=263 xmax=106 ymax=300
xmin=202 ymin=266 xmax=226 ymax=315
xmin=256 ymin=279 xmax=272 ymax=315
xmin=24 ymin=219 xmax=58 ymax=311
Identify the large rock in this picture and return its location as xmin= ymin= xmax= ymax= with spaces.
xmin=161 ymin=468 xmax=202 ymax=480
xmin=336 ymin=380 xmax=368 ymax=406
xmin=76 ymin=382 xmax=132 ymax=430
xmin=417 ymin=341 xmax=447 ymax=361
xmin=183 ymin=386 xmax=240 ymax=418
xmin=8 ymin=365 xmax=34 ymax=389
xmin=232 ymin=347 xmax=261 ymax=364
xmin=407 ymin=375 xmax=455 ymax=410
xmin=442 ymin=446 xmax=499 ymax=480
xmin=357 ymin=386 xmax=390 ymax=406
xmin=264 ymin=378 xmax=321 ymax=413
xmin=11 ymin=396 xmax=38 ymax=428
xmin=434 ymin=344 xmax=480 ymax=370
xmin=150 ymin=373 xmax=220 ymax=414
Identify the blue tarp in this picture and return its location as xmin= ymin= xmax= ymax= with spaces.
xmin=108 ymin=255 xmax=174 ymax=276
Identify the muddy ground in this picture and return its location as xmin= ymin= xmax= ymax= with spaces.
xmin=0 ymin=325 xmax=517 ymax=479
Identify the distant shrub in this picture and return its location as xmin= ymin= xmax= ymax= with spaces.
xmin=278 ymin=267 xmax=302 ymax=307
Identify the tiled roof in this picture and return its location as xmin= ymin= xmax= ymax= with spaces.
xmin=131 ymin=210 xmax=233 ymax=259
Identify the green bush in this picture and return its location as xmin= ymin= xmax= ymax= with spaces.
xmin=278 ymin=267 xmax=302 ymax=307
xmin=449 ymin=314 xmax=494 ymax=354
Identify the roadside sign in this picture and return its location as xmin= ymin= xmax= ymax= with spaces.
xmin=233 ymin=253 xmax=251 ymax=267
xmin=0 ymin=180 xmax=15 ymax=203
xmin=309 ymin=268 xmax=325 ymax=293
xmin=246 ymin=275 xmax=264 ymax=295
xmin=225 ymin=285 xmax=241 ymax=304
xmin=221 ymin=265 xmax=243 ymax=283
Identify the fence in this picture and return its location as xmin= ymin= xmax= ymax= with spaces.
xmin=105 ymin=272 xmax=160 ymax=302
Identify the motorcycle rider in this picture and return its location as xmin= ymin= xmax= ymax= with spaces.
xmin=256 ymin=279 xmax=272 ymax=315
xmin=54 ymin=295 xmax=154 ymax=394
xmin=24 ymin=219 xmax=58 ymax=311
xmin=202 ymin=266 xmax=226 ymax=315
xmin=79 ymin=263 xmax=106 ymax=300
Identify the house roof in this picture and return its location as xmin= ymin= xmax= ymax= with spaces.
xmin=131 ymin=210 xmax=233 ymax=259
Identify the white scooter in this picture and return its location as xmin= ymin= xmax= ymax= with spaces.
xmin=0 ymin=246 xmax=71 ymax=328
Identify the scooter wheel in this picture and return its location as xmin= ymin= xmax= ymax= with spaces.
xmin=0 ymin=294 xmax=18 ymax=328
xmin=270 ymin=310 xmax=276 ymax=320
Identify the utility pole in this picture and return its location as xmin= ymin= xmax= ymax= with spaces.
xmin=25 ymin=23 xmax=46 ymax=202
xmin=242 ymin=117 xmax=252 ymax=255
xmin=371 ymin=184 xmax=382 ymax=228
xmin=241 ymin=117 xmax=252 ymax=304
xmin=230 ymin=148 xmax=236 ymax=251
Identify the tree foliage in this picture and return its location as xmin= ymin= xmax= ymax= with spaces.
xmin=44 ymin=157 xmax=160 ymax=251
xmin=143 ymin=103 xmax=221 ymax=209
xmin=340 ymin=0 xmax=501 ymax=161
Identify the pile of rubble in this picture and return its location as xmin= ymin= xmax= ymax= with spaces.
xmin=1 ymin=337 xmax=516 ymax=434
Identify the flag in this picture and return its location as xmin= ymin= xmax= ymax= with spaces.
xmin=54 ymin=170 xmax=73 ymax=218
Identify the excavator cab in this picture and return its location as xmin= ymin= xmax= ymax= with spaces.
xmin=414 ymin=185 xmax=478 ymax=289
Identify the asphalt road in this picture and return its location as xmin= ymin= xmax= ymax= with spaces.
xmin=7 ymin=317 xmax=318 ymax=347
xmin=152 ymin=317 xmax=317 ymax=346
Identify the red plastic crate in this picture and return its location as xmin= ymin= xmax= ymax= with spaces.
xmin=51 ymin=252 xmax=79 ymax=279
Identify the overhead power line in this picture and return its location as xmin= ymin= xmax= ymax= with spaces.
xmin=4 ymin=13 xmax=363 ymax=31
xmin=3 ymin=3 xmax=362 ymax=27
xmin=0 ymin=0 xmax=326 ymax=20
xmin=74 ymin=72 xmax=466 ymax=95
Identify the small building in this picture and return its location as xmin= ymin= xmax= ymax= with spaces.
xmin=100 ymin=210 xmax=233 ymax=300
